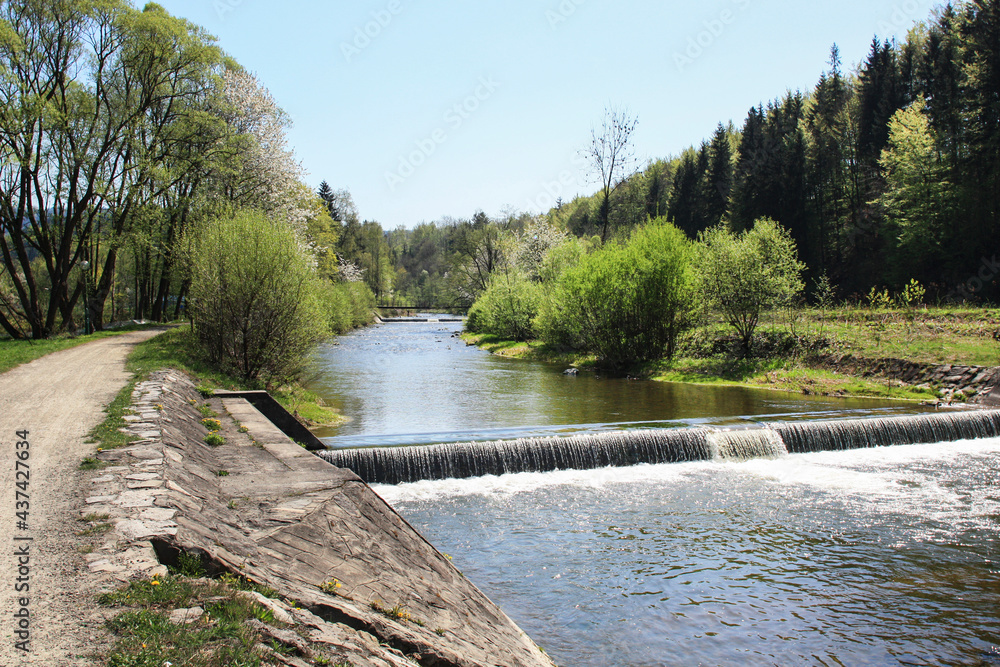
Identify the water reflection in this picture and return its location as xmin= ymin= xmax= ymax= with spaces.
xmin=308 ymin=320 xmax=930 ymax=447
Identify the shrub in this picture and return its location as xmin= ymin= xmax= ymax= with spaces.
xmin=466 ymin=271 xmax=542 ymax=341
xmin=698 ymin=218 xmax=805 ymax=355
xmin=538 ymin=218 xmax=698 ymax=365
xmin=319 ymin=280 xmax=376 ymax=334
xmin=189 ymin=209 xmax=329 ymax=386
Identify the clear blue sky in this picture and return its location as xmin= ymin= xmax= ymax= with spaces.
xmin=154 ymin=0 xmax=941 ymax=229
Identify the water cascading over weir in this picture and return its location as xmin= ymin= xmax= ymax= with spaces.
xmin=317 ymin=410 xmax=1000 ymax=485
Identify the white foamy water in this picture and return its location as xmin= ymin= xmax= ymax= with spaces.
xmin=382 ymin=438 xmax=1000 ymax=667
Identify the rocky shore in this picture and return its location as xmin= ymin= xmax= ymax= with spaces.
xmin=811 ymin=354 xmax=1000 ymax=404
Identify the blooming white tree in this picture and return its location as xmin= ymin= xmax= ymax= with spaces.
xmin=509 ymin=216 xmax=567 ymax=280
xmin=220 ymin=70 xmax=312 ymax=234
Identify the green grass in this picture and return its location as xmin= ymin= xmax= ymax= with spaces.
xmin=0 ymin=325 xmax=158 ymax=375
xmin=88 ymin=377 xmax=143 ymax=451
xmin=465 ymin=306 xmax=1000 ymax=402
xmin=787 ymin=306 xmax=1000 ymax=366
xmin=126 ymin=326 xmax=343 ymax=426
xmin=461 ymin=333 xmax=597 ymax=368
xmin=76 ymin=522 xmax=113 ymax=537
xmin=98 ymin=575 xmax=277 ymax=667
xmin=86 ymin=326 xmax=343 ymax=451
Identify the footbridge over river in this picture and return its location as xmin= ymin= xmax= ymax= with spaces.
xmin=375 ymin=304 xmax=466 ymax=323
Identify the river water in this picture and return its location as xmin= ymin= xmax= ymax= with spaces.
xmin=309 ymin=320 xmax=929 ymax=447
xmin=308 ymin=321 xmax=1000 ymax=666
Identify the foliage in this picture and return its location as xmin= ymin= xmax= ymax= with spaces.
xmin=527 ymin=3 xmax=1000 ymax=303
xmin=466 ymin=271 xmax=543 ymax=342
xmin=879 ymin=97 xmax=955 ymax=281
xmin=220 ymin=70 xmax=312 ymax=235
xmin=0 ymin=0 xmax=227 ymax=338
xmin=698 ymin=218 xmax=805 ymax=354
xmin=318 ymin=281 xmax=376 ymax=334
xmin=189 ymin=210 xmax=328 ymax=386
xmin=537 ymin=218 xmax=698 ymax=365
xmin=99 ymin=575 xmax=275 ymax=667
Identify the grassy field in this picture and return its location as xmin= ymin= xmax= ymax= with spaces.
xmin=784 ymin=306 xmax=999 ymax=366
xmin=465 ymin=307 xmax=1000 ymax=402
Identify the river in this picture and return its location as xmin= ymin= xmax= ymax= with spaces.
xmin=308 ymin=320 xmax=999 ymax=667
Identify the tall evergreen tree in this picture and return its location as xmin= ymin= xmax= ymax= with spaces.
xmin=730 ymin=106 xmax=767 ymax=232
xmin=958 ymin=0 xmax=1000 ymax=279
xmin=704 ymin=124 xmax=734 ymax=228
xmin=805 ymin=46 xmax=852 ymax=276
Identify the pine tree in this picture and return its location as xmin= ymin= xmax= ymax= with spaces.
xmin=958 ymin=0 xmax=1000 ymax=277
xmin=317 ymin=181 xmax=338 ymax=219
xmin=730 ymin=106 xmax=766 ymax=232
xmin=704 ymin=124 xmax=734 ymax=228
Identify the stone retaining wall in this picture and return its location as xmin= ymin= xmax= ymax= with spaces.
xmin=89 ymin=370 xmax=554 ymax=667
xmin=811 ymin=353 xmax=1000 ymax=404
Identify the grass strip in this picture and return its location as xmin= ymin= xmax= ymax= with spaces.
xmin=87 ymin=326 xmax=341 ymax=451
xmin=0 ymin=324 xmax=158 ymax=375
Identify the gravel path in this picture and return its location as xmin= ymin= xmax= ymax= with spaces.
xmin=0 ymin=329 xmax=165 ymax=666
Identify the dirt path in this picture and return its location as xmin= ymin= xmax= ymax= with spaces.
xmin=0 ymin=330 xmax=165 ymax=666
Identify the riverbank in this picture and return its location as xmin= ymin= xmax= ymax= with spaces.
xmin=463 ymin=307 xmax=1000 ymax=405
xmin=86 ymin=370 xmax=554 ymax=667
xmin=124 ymin=325 xmax=346 ymax=430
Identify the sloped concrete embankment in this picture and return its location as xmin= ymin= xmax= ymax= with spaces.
xmin=90 ymin=370 xmax=554 ymax=667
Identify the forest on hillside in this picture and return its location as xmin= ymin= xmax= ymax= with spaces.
xmin=3 ymin=0 xmax=998 ymax=349
xmin=335 ymin=0 xmax=999 ymax=308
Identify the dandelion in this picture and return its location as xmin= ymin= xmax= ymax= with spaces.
xmin=150 ymin=580 xmax=160 ymax=587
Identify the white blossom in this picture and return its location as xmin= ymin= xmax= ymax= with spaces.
xmin=221 ymin=70 xmax=311 ymax=234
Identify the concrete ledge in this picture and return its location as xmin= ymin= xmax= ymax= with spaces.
xmin=147 ymin=372 xmax=555 ymax=667
xmin=213 ymin=390 xmax=327 ymax=451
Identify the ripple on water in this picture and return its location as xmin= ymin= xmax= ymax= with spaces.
xmin=382 ymin=439 xmax=1000 ymax=667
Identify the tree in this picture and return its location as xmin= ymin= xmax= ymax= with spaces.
xmin=805 ymin=46 xmax=852 ymax=276
xmin=538 ymin=218 xmax=697 ymax=365
xmin=585 ymin=106 xmax=639 ymax=242
xmin=878 ymin=97 xmax=955 ymax=281
xmin=316 ymin=182 xmax=358 ymax=224
xmin=189 ymin=209 xmax=328 ymax=386
xmin=217 ymin=70 xmax=312 ymax=235
xmin=449 ymin=213 xmax=510 ymax=301
xmin=466 ymin=270 xmax=542 ymax=342
xmin=703 ymin=123 xmax=735 ymax=229
xmin=0 ymin=0 xmax=225 ymax=338
xmin=698 ymin=218 xmax=805 ymax=355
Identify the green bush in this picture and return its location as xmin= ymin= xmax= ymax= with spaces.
xmin=189 ymin=209 xmax=329 ymax=386
xmin=538 ymin=218 xmax=698 ymax=365
xmin=466 ymin=271 xmax=542 ymax=341
xmin=319 ymin=280 xmax=376 ymax=334
xmin=698 ymin=217 xmax=805 ymax=355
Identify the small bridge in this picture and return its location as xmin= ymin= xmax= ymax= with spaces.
xmin=375 ymin=304 xmax=468 ymax=313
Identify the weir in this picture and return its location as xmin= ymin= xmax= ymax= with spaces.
xmin=319 ymin=410 xmax=1000 ymax=485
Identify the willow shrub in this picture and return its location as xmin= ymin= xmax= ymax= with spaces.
xmin=537 ymin=219 xmax=698 ymax=366
xmin=320 ymin=281 xmax=376 ymax=334
xmin=466 ymin=271 xmax=542 ymax=341
xmin=190 ymin=210 xmax=328 ymax=386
